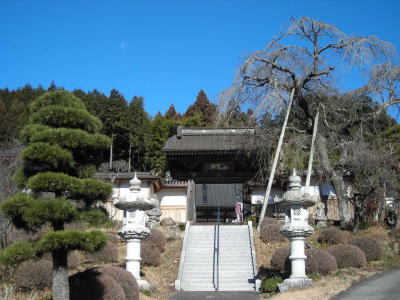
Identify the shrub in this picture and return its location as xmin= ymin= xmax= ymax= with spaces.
xmin=141 ymin=241 xmax=161 ymax=266
xmin=105 ymin=233 xmax=120 ymax=245
xmin=41 ymin=250 xmax=82 ymax=269
xmin=317 ymin=227 xmax=347 ymax=245
xmin=85 ymin=240 xmax=118 ymax=264
xmin=146 ymin=229 xmax=166 ymax=252
xmin=270 ymin=247 xmax=291 ymax=272
xmin=68 ymin=251 xmax=82 ymax=269
xmin=69 ymin=268 xmax=126 ymax=300
xmin=305 ymin=249 xmax=337 ymax=275
xmin=359 ymin=226 xmax=389 ymax=243
xmin=97 ymin=266 xmax=139 ymax=300
xmin=160 ymin=217 xmax=175 ymax=227
xmin=261 ymin=276 xmax=283 ymax=293
xmin=260 ymin=223 xmax=285 ymax=243
xmin=348 ymin=236 xmax=384 ymax=261
xmin=326 ymin=244 xmax=367 ymax=268
xmin=260 ymin=217 xmax=280 ymax=226
xmin=389 ymin=228 xmax=400 ymax=243
xmin=271 ymin=247 xmax=337 ymax=275
xmin=14 ymin=260 xmax=52 ymax=290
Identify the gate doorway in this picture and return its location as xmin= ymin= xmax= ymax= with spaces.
xmin=194 ymin=183 xmax=244 ymax=223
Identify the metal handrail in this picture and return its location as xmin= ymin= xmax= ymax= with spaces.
xmin=216 ymin=206 xmax=220 ymax=291
xmin=212 ymin=207 xmax=221 ymax=291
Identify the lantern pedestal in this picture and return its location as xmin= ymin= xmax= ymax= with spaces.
xmin=114 ymin=172 xmax=156 ymax=290
xmin=275 ymin=170 xmax=316 ymax=292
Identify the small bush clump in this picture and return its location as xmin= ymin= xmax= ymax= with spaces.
xmin=14 ymin=260 xmax=52 ymax=291
xmin=389 ymin=228 xmax=400 ymax=243
xmin=145 ymin=229 xmax=166 ymax=252
xmin=141 ymin=241 xmax=161 ymax=266
xmin=326 ymin=244 xmax=367 ymax=268
xmin=85 ymin=240 xmax=118 ymax=264
xmin=97 ymin=266 xmax=139 ymax=300
xmin=270 ymin=247 xmax=337 ymax=275
xmin=261 ymin=276 xmax=283 ymax=293
xmin=317 ymin=227 xmax=347 ymax=245
xmin=305 ymin=248 xmax=337 ymax=275
xmin=348 ymin=236 xmax=384 ymax=261
xmin=160 ymin=217 xmax=175 ymax=227
xmin=270 ymin=247 xmax=291 ymax=272
xmin=260 ymin=218 xmax=284 ymax=243
xmin=69 ymin=268 xmax=125 ymax=300
xmin=68 ymin=251 xmax=82 ymax=269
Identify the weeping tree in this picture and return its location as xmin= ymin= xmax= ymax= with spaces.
xmin=0 ymin=91 xmax=112 ymax=300
xmin=218 ymin=17 xmax=395 ymax=229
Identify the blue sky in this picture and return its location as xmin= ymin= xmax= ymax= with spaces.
xmin=1 ymin=0 xmax=399 ymax=116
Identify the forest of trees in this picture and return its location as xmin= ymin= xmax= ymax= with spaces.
xmin=0 ymin=84 xmax=251 ymax=175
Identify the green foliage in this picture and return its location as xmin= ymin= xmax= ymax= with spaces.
xmin=30 ymin=105 xmax=102 ymax=133
xmin=31 ymin=128 xmax=111 ymax=151
xmin=78 ymin=209 xmax=113 ymax=228
xmin=19 ymin=124 xmax=50 ymax=144
xmin=1 ymin=193 xmax=77 ymax=227
xmin=1 ymin=193 xmax=35 ymax=227
xmin=36 ymin=230 xmax=106 ymax=253
xmin=23 ymin=198 xmax=77 ymax=226
xmin=13 ymin=169 xmax=28 ymax=188
xmin=22 ymin=142 xmax=75 ymax=172
xmin=261 ymin=276 xmax=283 ymax=293
xmin=30 ymin=90 xmax=86 ymax=112
xmin=184 ymin=89 xmax=216 ymax=126
xmin=0 ymin=241 xmax=36 ymax=266
xmin=27 ymin=172 xmax=112 ymax=202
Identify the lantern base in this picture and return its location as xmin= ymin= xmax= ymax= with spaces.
xmin=137 ymin=279 xmax=152 ymax=291
xmin=278 ymin=277 xmax=313 ymax=292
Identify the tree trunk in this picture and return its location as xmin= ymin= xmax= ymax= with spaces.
xmin=305 ymin=110 xmax=319 ymax=190
xmin=128 ymin=141 xmax=132 ymax=172
xmin=315 ymin=135 xmax=352 ymax=228
xmin=353 ymin=199 xmax=361 ymax=233
xmin=378 ymin=185 xmax=386 ymax=224
xmin=52 ymin=248 xmax=69 ymax=300
xmin=257 ymin=88 xmax=295 ymax=231
xmin=109 ymin=134 xmax=114 ymax=170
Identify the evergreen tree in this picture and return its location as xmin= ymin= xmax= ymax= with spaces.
xmin=164 ymin=104 xmax=180 ymax=119
xmin=145 ymin=115 xmax=177 ymax=174
xmin=125 ymin=96 xmax=150 ymax=171
xmin=0 ymin=91 xmax=112 ymax=300
xmin=184 ymin=89 xmax=217 ymax=126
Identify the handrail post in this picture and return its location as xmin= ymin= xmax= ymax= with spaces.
xmin=216 ymin=206 xmax=220 ymax=291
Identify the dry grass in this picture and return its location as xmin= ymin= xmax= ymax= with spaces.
xmin=254 ymin=230 xmax=289 ymax=270
xmin=269 ymin=268 xmax=378 ymax=300
xmin=357 ymin=225 xmax=389 ymax=243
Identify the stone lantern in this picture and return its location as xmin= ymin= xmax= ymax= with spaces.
xmin=275 ymin=170 xmax=316 ymax=292
xmin=113 ymin=172 xmax=157 ymax=290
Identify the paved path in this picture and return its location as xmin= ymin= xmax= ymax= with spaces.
xmin=333 ymin=267 xmax=400 ymax=300
xmin=170 ymin=291 xmax=261 ymax=300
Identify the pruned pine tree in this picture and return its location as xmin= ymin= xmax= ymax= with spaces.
xmin=0 ymin=91 xmax=112 ymax=300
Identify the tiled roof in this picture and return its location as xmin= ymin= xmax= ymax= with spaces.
xmin=163 ymin=127 xmax=256 ymax=153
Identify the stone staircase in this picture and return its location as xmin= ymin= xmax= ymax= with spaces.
xmin=175 ymin=222 xmax=259 ymax=291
